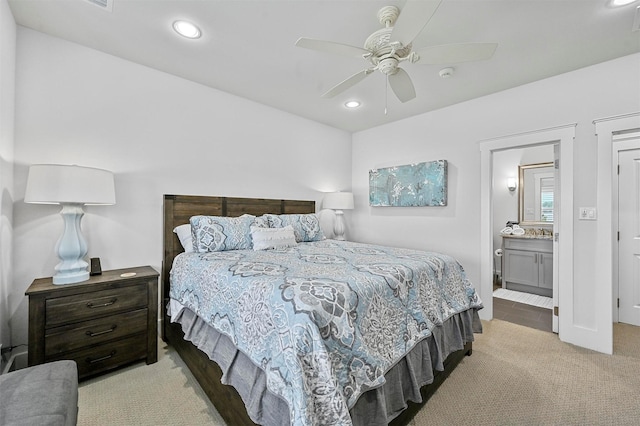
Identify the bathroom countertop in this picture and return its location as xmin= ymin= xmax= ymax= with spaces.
xmin=501 ymin=234 xmax=552 ymax=240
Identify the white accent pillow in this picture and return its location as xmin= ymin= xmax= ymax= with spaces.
xmin=173 ymin=224 xmax=194 ymax=253
xmin=251 ymin=225 xmax=297 ymax=251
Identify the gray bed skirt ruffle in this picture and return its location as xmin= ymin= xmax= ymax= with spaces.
xmin=171 ymin=305 xmax=482 ymax=426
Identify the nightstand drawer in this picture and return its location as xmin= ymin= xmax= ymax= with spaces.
xmin=45 ymin=309 xmax=148 ymax=357
xmin=52 ymin=333 xmax=147 ymax=379
xmin=46 ymin=284 xmax=148 ymax=327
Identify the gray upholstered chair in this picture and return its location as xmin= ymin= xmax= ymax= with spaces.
xmin=0 ymin=360 xmax=78 ymax=426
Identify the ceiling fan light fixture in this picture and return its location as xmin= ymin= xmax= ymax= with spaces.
xmin=173 ymin=20 xmax=201 ymax=39
xmin=345 ymin=100 xmax=361 ymax=109
xmin=295 ymin=1 xmax=496 ymax=104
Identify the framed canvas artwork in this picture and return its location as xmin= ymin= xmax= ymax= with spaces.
xmin=369 ymin=160 xmax=448 ymax=207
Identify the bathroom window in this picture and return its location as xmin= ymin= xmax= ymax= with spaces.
xmin=540 ymin=178 xmax=554 ymax=222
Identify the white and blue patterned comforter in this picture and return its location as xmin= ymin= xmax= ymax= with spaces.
xmin=170 ymin=240 xmax=482 ymax=425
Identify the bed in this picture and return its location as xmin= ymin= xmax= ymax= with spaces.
xmin=161 ymin=194 xmax=482 ymax=426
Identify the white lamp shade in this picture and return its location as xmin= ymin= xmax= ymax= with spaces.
xmin=25 ymin=164 xmax=116 ymax=205
xmin=323 ymin=192 xmax=354 ymax=210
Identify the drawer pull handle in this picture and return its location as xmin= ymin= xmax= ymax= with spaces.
xmin=87 ymin=350 xmax=116 ymax=364
xmin=86 ymin=326 xmax=117 ymax=337
xmin=86 ymin=298 xmax=117 ymax=309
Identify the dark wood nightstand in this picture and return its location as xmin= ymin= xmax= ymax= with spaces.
xmin=25 ymin=266 xmax=159 ymax=380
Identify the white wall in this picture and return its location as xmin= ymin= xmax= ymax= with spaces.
xmin=0 ymin=0 xmax=16 ymax=353
xmin=352 ymin=53 xmax=640 ymax=331
xmin=11 ymin=27 xmax=352 ymax=348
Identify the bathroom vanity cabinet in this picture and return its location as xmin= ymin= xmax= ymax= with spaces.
xmin=502 ymin=237 xmax=553 ymax=297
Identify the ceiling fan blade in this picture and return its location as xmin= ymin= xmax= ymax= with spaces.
xmin=414 ymin=43 xmax=498 ymax=64
xmin=295 ymin=37 xmax=369 ymax=58
xmin=388 ymin=68 xmax=416 ymax=103
xmin=391 ymin=0 xmax=442 ymax=46
xmin=322 ymin=69 xmax=374 ymax=98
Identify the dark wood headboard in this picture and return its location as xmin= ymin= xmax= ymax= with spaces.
xmin=161 ymin=194 xmax=315 ymax=336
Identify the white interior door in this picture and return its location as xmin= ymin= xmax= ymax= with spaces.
xmin=618 ymin=147 xmax=640 ymax=326
xmin=552 ymin=144 xmax=559 ymax=333
xmin=594 ymin=113 xmax=640 ymax=354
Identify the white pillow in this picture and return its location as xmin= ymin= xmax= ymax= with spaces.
xmin=250 ymin=225 xmax=297 ymax=251
xmin=173 ymin=224 xmax=194 ymax=253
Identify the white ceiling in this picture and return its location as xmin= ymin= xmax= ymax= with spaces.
xmin=8 ymin=0 xmax=640 ymax=132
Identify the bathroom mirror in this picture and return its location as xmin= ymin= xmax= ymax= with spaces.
xmin=518 ymin=162 xmax=555 ymax=225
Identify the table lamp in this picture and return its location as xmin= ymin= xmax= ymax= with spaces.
xmin=24 ymin=164 xmax=116 ymax=284
xmin=323 ymin=192 xmax=354 ymax=241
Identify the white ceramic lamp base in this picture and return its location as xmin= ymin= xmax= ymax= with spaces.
xmin=53 ymin=204 xmax=90 ymax=285
xmin=333 ymin=210 xmax=346 ymax=241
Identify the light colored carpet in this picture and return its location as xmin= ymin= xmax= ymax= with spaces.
xmin=493 ymin=288 xmax=553 ymax=309
xmin=78 ymin=321 xmax=640 ymax=425
xmin=409 ymin=320 xmax=640 ymax=425
xmin=78 ymin=343 xmax=225 ymax=425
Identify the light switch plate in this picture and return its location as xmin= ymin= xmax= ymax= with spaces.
xmin=579 ymin=207 xmax=597 ymax=220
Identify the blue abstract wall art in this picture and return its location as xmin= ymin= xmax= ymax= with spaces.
xmin=369 ymin=160 xmax=448 ymax=207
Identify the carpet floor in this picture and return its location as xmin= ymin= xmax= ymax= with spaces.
xmin=78 ymin=343 xmax=225 ymax=425
xmin=77 ymin=320 xmax=640 ymax=425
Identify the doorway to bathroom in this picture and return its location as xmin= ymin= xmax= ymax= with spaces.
xmin=491 ymin=144 xmax=556 ymax=332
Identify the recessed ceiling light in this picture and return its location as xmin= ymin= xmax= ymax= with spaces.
xmin=610 ymin=0 xmax=636 ymax=6
xmin=345 ymin=101 xmax=361 ymax=108
xmin=173 ymin=20 xmax=201 ymax=39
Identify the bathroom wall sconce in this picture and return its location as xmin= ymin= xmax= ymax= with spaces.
xmin=507 ymin=177 xmax=517 ymax=192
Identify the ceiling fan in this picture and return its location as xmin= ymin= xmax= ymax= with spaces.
xmin=295 ymin=0 xmax=497 ymax=103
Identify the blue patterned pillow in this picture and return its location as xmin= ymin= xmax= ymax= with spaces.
xmin=253 ymin=214 xmax=269 ymax=229
xmin=264 ymin=213 xmax=325 ymax=242
xmin=191 ymin=215 xmax=264 ymax=252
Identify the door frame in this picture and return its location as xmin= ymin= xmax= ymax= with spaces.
xmin=594 ymin=113 xmax=640 ymax=340
xmin=611 ymin=132 xmax=640 ymax=323
xmin=479 ymin=124 xmax=575 ymax=339
xmin=552 ymin=144 xmax=560 ymax=333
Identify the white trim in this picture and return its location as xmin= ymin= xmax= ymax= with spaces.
xmin=593 ymin=112 xmax=640 ymax=125
xmin=479 ymin=123 xmax=578 ymax=148
xmin=594 ymin=112 xmax=640 ymax=352
xmin=478 ymin=147 xmax=493 ymax=320
xmin=479 ymin=124 xmax=575 ymax=346
xmin=552 ymin=143 xmax=560 ymax=333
